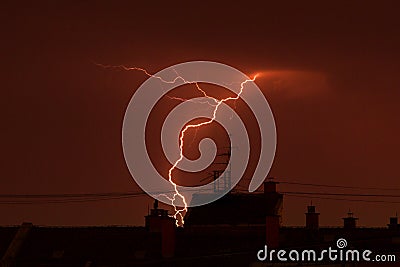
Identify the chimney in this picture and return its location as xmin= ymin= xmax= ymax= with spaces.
xmin=264 ymin=180 xmax=277 ymax=193
xmin=388 ymin=214 xmax=398 ymax=230
xmin=161 ymin=217 xmax=175 ymax=258
xmin=305 ymin=204 xmax=320 ymax=230
xmin=343 ymin=210 xmax=358 ymax=229
xmin=264 ymin=177 xmax=283 ymax=248
xmin=145 ymin=200 xmax=176 ymax=258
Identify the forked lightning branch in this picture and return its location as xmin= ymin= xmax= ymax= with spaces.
xmin=101 ymin=61 xmax=277 ymax=227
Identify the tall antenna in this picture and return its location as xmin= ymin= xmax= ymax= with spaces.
xmin=212 ymin=134 xmax=235 ymax=193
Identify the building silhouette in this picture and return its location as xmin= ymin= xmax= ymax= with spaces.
xmin=1 ymin=179 xmax=400 ymax=266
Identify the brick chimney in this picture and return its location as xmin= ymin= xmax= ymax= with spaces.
xmin=145 ymin=200 xmax=176 ymax=258
xmin=343 ymin=210 xmax=358 ymax=229
xmin=388 ymin=214 xmax=399 ymax=230
xmin=305 ymin=204 xmax=320 ymax=230
xmin=264 ymin=177 xmax=283 ymax=248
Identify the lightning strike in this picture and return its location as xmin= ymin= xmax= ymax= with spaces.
xmin=166 ymin=74 xmax=258 ymax=226
xmin=97 ymin=62 xmax=258 ymax=226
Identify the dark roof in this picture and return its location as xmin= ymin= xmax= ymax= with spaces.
xmin=3 ymin=226 xmax=161 ymax=267
xmin=1 ymin=224 xmax=400 ymax=267
xmin=0 ymin=226 xmax=18 ymax=257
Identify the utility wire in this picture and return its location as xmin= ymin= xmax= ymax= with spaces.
xmin=277 ymin=180 xmax=400 ymax=191
xmin=285 ymin=193 xmax=400 ymax=204
xmin=281 ymin=191 xmax=400 ymax=198
xmin=2 ymin=179 xmax=400 ymax=205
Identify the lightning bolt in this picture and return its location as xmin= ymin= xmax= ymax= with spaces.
xmin=166 ymin=75 xmax=258 ymax=226
xmin=96 ymin=62 xmax=258 ymax=226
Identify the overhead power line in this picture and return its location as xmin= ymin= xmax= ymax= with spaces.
xmin=277 ymin=180 xmax=400 ymax=191
xmin=1 ymin=178 xmax=400 ymax=205
xmin=281 ymin=191 xmax=400 ymax=198
xmin=285 ymin=194 xmax=400 ymax=204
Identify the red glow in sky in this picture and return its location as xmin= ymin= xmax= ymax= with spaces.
xmin=1 ymin=1 xmax=400 ymax=227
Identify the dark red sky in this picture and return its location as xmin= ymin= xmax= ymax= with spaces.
xmin=1 ymin=1 xmax=399 ymax=227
